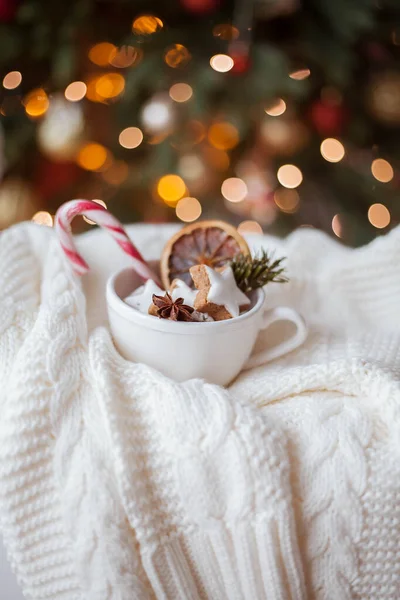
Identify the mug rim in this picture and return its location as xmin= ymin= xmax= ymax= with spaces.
xmin=106 ymin=267 xmax=265 ymax=335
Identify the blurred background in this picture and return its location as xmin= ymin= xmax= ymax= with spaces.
xmin=0 ymin=0 xmax=399 ymax=244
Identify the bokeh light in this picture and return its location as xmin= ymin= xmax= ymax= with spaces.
xmin=101 ymin=161 xmax=129 ymax=185
xmin=210 ymin=54 xmax=234 ymax=72
xmin=371 ymin=158 xmax=394 ymax=183
xmin=277 ymin=164 xmax=303 ymax=188
xmin=132 ymin=15 xmax=163 ymax=35
xmin=89 ymin=42 xmax=116 ymax=66
xmin=221 ymin=178 xmax=248 ymax=202
xmin=95 ymin=73 xmax=125 ymax=99
xmin=119 ymin=127 xmax=143 ymax=149
xmin=320 ymin=138 xmax=345 ymax=163
xmin=212 ymin=24 xmax=239 ymax=40
xmin=164 ymin=44 xmax=191 ymax=68
xmin=3 ymin=71 xmax=22 ymax=90
xmin=265 ymin=99 xmax=286 ymax=117
xmin=77 ymin=143 xmax=108 ymax=171
xmin=237 ymin=220 xmax=263 ymax=235
xmin=176 ymin=197 xmax=202 ymax=222
xmin=289 ymin=68 xmax=311 ymax=80
xmin=169 ymin=83 xmax=193 ymax=102
xmin=83 ymin=199 xmax=107 ymax=224
xmin=179 ymin=155 xmax=205 ymax=180
xmin=274 ymin=188 xmax=300 ymax=213
xmin=65 ymin=81 xmax=87 ymax=102
xmin=157 ymin=174 xmax=186 ymax=204
xmin=24 ymin=88 xmax=49 ymax=118
xmin=203 ymin=146 xmax=230 ymax=171
xmin=109 ymin=45 xmax=142 ymax=68
xmin=368 ymin=203 xmax=390 ymax=228
xmin=332 ymin=214 xmax=343 ymax=237
xmin=208 ymin=122 xmax=239 ymax=150
xmin=32 ymin=211 xmax=53 ymax=227
xmin=141 ymin=97 xmax=172 ymax=132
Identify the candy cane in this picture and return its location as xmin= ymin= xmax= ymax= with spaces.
xmin=55 ymin=200 xmax=161 ymax=285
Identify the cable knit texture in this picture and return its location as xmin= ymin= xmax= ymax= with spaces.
xmin=0 ymin=222 xmax=399 ymax=600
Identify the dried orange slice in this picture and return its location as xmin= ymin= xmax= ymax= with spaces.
xmin=160 ymin=220 xmax=250 ymax=289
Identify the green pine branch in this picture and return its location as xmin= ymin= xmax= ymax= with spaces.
xmin=230 ymin=250 xmax=288 ymax=293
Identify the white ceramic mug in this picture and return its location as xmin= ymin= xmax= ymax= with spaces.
xmin=106 ymin=267 xmax=307 ymax=386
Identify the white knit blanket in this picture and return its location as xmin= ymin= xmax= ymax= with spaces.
xmin=0 ymin=222 xmax=399 ymax=600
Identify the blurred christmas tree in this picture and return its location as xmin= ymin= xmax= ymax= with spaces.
xmin=0 ymin=0 xmax=399 ymax=244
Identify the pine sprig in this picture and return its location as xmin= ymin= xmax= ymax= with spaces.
xmin=230 ymin=250 xmax=288 ymax=293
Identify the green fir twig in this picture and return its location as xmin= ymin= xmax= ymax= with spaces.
xmin=230 ymin=250 xmax=288 ymax=294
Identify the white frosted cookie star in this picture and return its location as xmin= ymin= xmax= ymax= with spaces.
xmin=124 ymin=279 xmax=164 ymax=313
xmin=170 ymin=278 xmax=198 ymax=307
xmin=190 ymin=265 xmax=250 ymax=320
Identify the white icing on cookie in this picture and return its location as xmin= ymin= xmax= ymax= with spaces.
xmin=124 ymin=279 xmax=164 ymax=313
xmin=170 ymin=279 xmax=198 ymax=307
xmin=205 ymin=266 xmax=250 ymax=318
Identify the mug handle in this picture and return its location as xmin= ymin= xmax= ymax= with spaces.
xmin=244 ymin=307 xmax=307 ymax=370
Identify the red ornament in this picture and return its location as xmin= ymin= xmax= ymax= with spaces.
xmin=310 ymin=100 xmax=347 ymax=136
xmin=0 ymin=0 xmax=17 ymax=21
xmin=180 ymin=0 xmax=218 ymax=13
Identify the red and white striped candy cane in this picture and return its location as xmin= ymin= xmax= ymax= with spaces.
xmin=55 ymin=200 xmax=161 ymax=285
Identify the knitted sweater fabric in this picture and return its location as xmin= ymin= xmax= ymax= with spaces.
xmin=0 ymin=222 xmax=399 ymax=600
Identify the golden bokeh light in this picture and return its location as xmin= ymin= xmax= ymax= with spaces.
xmin=102 ymin=161 xmax=129 ymax=185
xmin=83 ymin=199 xmax=107 ymax=225
xmin=368 ymin=203 xmax=390 ymax=229
xmin=203 ymin=146 xmax=230 ymax=171
xmin=32 ymin=211 xmax=53 ymax=227
xmin=179 ymin=155 xmax=205 ymax=180
xmin=176 ymin=197 xmax=202 ymax=222
xmin=169 ymin=83 xmax=193 ymax=103
xmin=89 ymin=42 xmax=116 ymax=66
xmin=132 ymin=15 xmax=163 ymax=35
xmin=208 ymin=122 xmax=239 ymax=150
xmin=95 ymin=73 xmax=125 ymax=99
xmin=77 ymin=143 xmax=108 ymax=171
xmin=164 ymin=44 xmax=191 ymax=68
xmin=320 ymin=138 xmax=345 ymax=163
xmin=119 ymin=126 xmax=143 ymax=149
xmin=332 ymin=214 xmax=343 ymax=238
xmin=65 ymin=81 xmax=87 ymax=102
xmin=109 ymin=45 xmax=143 ymax=68
xmin=274 ymin=188 xmax=300 ymax=213
xmin=24 ymin=88 xmax=49 ymax=118
xmin=157 ymin=174 xmax=186 ymax=204
xmin=210 ymin=54 xmax=234 ymax=72
xmin=289 ymin=68 xmax=311 ymax=80
xmin=265 ymin=98 xmax=286 ymax=117
xmin=237 ymin=221 xmax=263 ymax=235
xmin=212 ymin=24 xmax=239 ymax=40
xmin=221 ymin=178 xmax=248 ymax=203
xmin=371 ymin=158 xmax=394 ymax=183
xmin=3 ymin=71 xmax=22 ymax=90
xmin=277 ymin=164 xmax=303 ymax=189
xmin=85 ymin=76 xmax=104 ymax=103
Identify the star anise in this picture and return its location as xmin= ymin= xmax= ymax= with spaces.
xmin=152 ymin=293 xmax=194 ymax=321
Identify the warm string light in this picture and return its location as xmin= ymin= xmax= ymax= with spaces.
xmin=210 ymin=54 xmax=234 ymax=72
xmin=32 ymin=211 xmax=53 ymax=227
xmin=141 ymin=97 xmax=173 ymax=132
xmin=89 ymin=42 xmax=116 ymax=66
xmin=3 ymin=71 xmax=22 ymax=90
xmin=237 ymin=221 xmax=263 ymax=235
xmin=277 ymin=165 xmax=303 ymax=188
xmin=274 ymin=188 xmax=300 ymax=213
xmin=110 ymin=45 xmax=142 ymax=68
xmin=101 ymin=161 xmax=129 ymax=185
xmin=368 ymin=203 xmax=390 ymax=228
xmin=77 ymin=143 xmax=108 ymax=171
xmin=65 ymin=81 xmax=87 ymax=102
xmin=24 ymin=88 xmax=49 ymax=118
xmin=208 ymin=122 xmax=239 ymax=150
xmin=331 ymin=214 xmax=343 ymax=238
xmin=157 ymin=174 xmax=186 ymax=205
xmin=132 ymin=15 xmax=163 ymax=35
xmin=212 ymin=24 xmax=239 ymax=40
xmin=119 ymin=127 xmax=143 ymax=149
xmin=265 ymin=99 xmax=286 ymax=117
xmin=320 ymin=138 xmax=345 ymax=163
xmin=169 ymin=83 xmax=193 ymax=102
xmin=179 ymin=155 xmax=205 ymax=180
xmin=164 ymin=44 xmax=191 ymax=68
xmin=371 ymin=158 xmax=394 ymax=183
xmin=175 ymin=197 xmax=202 ymax=222
xmin=221 ymin=178 xmax=248 ymax=202
xmin=289 ymin=68 xmax=311 ymax=80
xmin=95 ymin=73 xmax=125 ymax=99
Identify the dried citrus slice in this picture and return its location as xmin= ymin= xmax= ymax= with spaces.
xmin=160 ymin=220 xmax=250 ymax=289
